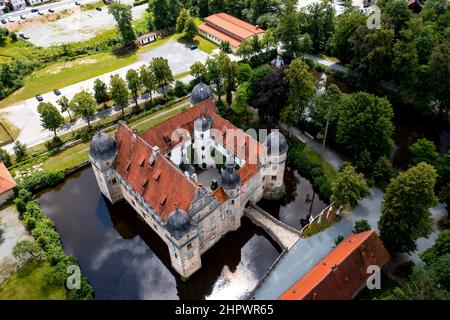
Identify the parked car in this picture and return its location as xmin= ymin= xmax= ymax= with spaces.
xmin=53 ymin=89 xmax=61 ymax=96
xmin=1 ymin=19 xmax=6 ymax=25
xmin=190 ymin=45 xmax=198 ymax=50
xmin=75 ymin=1 xmax=81 ymax=5
xmin=35 ymin=95 xmax=43 ymax=102
xmin=20 ymin=15 xmax=27 ymax=20
xmin=48 ymin=8 xmax=55 ymax=13
xmin=95 ymin=7 xmax=102 ymax=11
xmin=31 ymin=9 xmax=39 ymax=13
xmin=38 ymin=11 xmax=44 ymax=15
xmin=8 ymin=17 xmax=15 ymax=23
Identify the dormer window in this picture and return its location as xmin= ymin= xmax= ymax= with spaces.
xmin=159 ymin=194 xmax=167 ymax=206
xmin=153 ymin=169 xmax=161 ymax=181
xmin=126 ymin=162 xmax=131 ymax=171
xmin=142 ymin=179 xmax=149 ymax=189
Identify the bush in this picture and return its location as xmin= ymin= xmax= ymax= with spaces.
xmin=173 ymin=80 xmax=187 ymax=97
xmin=44 ymin=137 xmax=63 ymax=152
xmin=353 ymin=219 xmax=371 ymax=234
xmin=335 ymin=234 xmax=344 ymax=245
xmin=287 ymin=139 xmax=332 ymax=201
xmin=18 ymin=171 xmax=65 ymax=192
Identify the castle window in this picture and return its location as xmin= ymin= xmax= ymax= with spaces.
xmin=201 ymin=146 xmax=205 ymax=150
xmin=272 ymin=176 xmax=277 ymax=181
xmin=187 ymin=243 xmax=192 ymax=250
xmin=211 ymin=232 xmax=216 ymax=240
xmin=111 ymin=178 xmax=117 ymax=185
xmin=231 ymin=200 xmax=235 ymax=205
xmin=200 ymin=134 xmax=204 ymax=139
xmin=221 ymin=213 xmax=225 ymax=220
xmin=187 ymin=251 xmax=194 ymax=259
xmin=199 ymin=231 xmax=204 ymax=239
xmin=202 ymin=155 xmax=205 ymax=159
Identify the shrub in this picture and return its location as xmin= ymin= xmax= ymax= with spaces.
xmin=14 ymin=198 xmax=27 ymax=215
xmin=18 ymin=171 xmax=65 ymax=192
xmin=335 ymin=234 xmax=344 ymax=245
xmin=353 ymin=219 xmax=371 ymax=234
xmin=173 ymin=80 xmax=187 ymax=97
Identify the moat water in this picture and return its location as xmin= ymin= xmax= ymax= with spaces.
xmin=37 ymin=166 xmax=323 ymax=300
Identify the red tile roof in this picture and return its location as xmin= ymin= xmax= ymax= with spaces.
xmin=0 ymin=162 xmax=16 ymax=194
xmin=199 ymin=13 xmax=265 ymax=47
xmin=114 ymin=124 xmax=198 ymax=222
xmin=114 ymin=101 xmax=266 ymax=218
xmin=278 ymin=230 xmax=390 ymax=300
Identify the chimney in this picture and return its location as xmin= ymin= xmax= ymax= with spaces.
xmin=152 ymin=145 xmax=160 ymax=155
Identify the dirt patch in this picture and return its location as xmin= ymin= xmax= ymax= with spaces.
xmin=5 ymin=8 xmax=80 ymax=32
xmin=46 ymin=58 xmax=98 ymax=75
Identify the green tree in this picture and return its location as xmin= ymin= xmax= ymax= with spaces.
xmin=310 ymin=84 xmax=342 ymax=138
xmin=276 ymin=0 xmax=301 ymax=60
xmin=139 ymin=65 xmax=157 ymax=101
xmin=220 ymin=40 xmax=232 ymax=54
xmin=108 ymin=2 xmax=136 ymax=46
xmin=353 ymin=220 xmax=371 ymax=234
xmin=93 ymin=79 xmax=109 ymax=104
xmin=383 ymin=0 xmax=411 ymax=38
xmin=379 ymin=162 xmax=437 ymax=253
xmin=13 ymin=240 xmax=46 ymax=263
xmin=281 ymin=58 xmax=316 ymax=125
xmin=110 ymin=75 xmax=130 ymax=117
xmin=409 ymin=138 xmax=439 ymax=166
xmin=13 ymin=141 xmax=28 ymax=163
xmin=427 ymin=42 xmax=450 ymax=118
xmin=233 ymin=82 xmax=250 ymax=120
xmin=299 ymin=33 xmax=313 ymax=53
xmin=37 ymin=102 xmax=64 ymax=138
xmin=348 ymin=27 xmax=394 ymax=87
xmin=237 ymin=38 xmax=254 ymax=60
xmin=190 ymin=61 xmax=206 ymax=81
xmin=126 ymin=69 xmax=141 ymax=107
xmin=330 ymin=11 xmax=366 ymax=63
xmin=298 ymin=1 xmax=335 ymax=52
xmin=205 ymin=57 xmax=223 ymax=101
xmin=336 ymin=92 xmax=394 ymax=163
xmin=149 ymin=0 xmax=170 ymax=30
xmin=251 ymin=35 xmax=261 ymax=53
xmin=167 ymin=0 xmax=181 ymax=27
xmin=372 ymin=156 xmax=394 ymax=184
xmin=69 ymin=91 xmax=97 ymax=129
xmin=237 ymin=63 xmax=252 ymax=85
xmin=150 ymin=57 xmax=173 ymax=96
xmin=261 ymin=28 xmax=276 ymax=51
xmin=0 ymin=148 xmax=12 ymax=168
xmin=175 ymin=8 xmax=189 ymax=33
xmin=173 ymin=80 xmax=187 ymax=97
xmin=218 ymin=52 xmax=239 ymax=105
xmin=57 ymin=96 xmax=72 ymax=122
xmin=183 ymin=16 xmax=198 ymax=41
xmin=420 ymin=229 xmax=450 ymax=266
xmin=331 ymin=163 xmax=369 ymax=209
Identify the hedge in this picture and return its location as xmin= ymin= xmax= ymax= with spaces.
xmin=17 ymin=171 xmax=65 ymax=192
xmin=287 ymin=138 xmax=332 ymax=201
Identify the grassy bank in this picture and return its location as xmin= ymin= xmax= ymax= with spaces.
xmin=0 ymin=261 xmax=67 ymax=300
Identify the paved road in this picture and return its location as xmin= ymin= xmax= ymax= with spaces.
xmin=0 ymin=40 xmax=208 ymax=153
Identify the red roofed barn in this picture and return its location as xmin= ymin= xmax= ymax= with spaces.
xmin=198 ymin=13 xmax=265 ymax=52
xmin=0 ymin=162 xmax=16 ymax=206
xmin=278 ymin=230 xmax=390 ymax=300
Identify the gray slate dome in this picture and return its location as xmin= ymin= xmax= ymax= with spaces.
xmin=90 ymin=132 xmax=117 ymax=161
xmin=190 ymin=82 xmax=213 ymax=104
xmin=167 ymin=208 xmax=190 ymax=240
xmin=220 ymin=158 xmax=241 ymax=190
xmin=194 ymin=115 xmax=212 ymax=131
xmin=264 ymin=131 xmax=288 ymax=156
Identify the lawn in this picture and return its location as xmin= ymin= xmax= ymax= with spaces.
xmin=0 ymin=52 xmax=138 ymax=108
xmin=0 ymin=261 xmax=67 ymax=300
xmin=301 ymin=211 xmax=337 ymax=237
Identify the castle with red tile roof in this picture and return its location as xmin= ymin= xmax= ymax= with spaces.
xmin=89 ymin=83 xmax=287 ymax=278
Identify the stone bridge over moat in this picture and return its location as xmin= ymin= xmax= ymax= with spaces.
xmin=244 ymin=204 xmax=300 ymax=250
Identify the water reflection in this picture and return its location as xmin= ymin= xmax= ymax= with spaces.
xmin=38 ymin=168 xmax=280 ymax=300
xmin=258 ymin=167 xmax=328 ymax=229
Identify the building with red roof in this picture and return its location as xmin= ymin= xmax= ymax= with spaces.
xmin=198 ymin=13 xmax=265 ymax=52
xmin=0 ymin=162 xmax=16 ymax=206
xmin=89 ymin=83 xmax=288 ymax=278
xmin=278 ymin=230 xmax=390 ymax=300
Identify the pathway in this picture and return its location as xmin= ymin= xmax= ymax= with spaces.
xmin=245 ymin=205 xmax=300 ymax=250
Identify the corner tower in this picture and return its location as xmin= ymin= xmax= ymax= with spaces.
xmin=263 ymin=131 xmax=288 ymax=199
xmin=89 ymin=131 xmax=123 ymax=204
